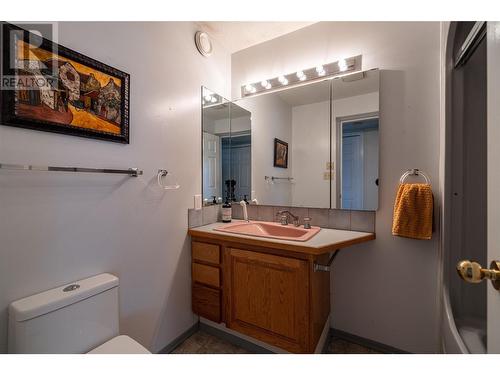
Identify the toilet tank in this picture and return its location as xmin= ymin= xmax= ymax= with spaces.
xmin=8 ymin=273 xmax=120 ymax=353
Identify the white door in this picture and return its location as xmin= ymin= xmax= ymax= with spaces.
xmin=487 ymin=21 xmax=500 ymax=353
xmin=203 ymin=132 xmax=221 ymax=200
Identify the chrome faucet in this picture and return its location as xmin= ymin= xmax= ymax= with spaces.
xmin=276 ymin=210 xmax=300 ymax=227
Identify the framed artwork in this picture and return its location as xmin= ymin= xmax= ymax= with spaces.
xmin=273 ymin=138 xmax=288 ymax=168
xmin=1 ymin=23 xmax=130 ymax=143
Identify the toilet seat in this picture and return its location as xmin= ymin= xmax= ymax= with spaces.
xmin=88 ymin=335 xmax=151 ymax=354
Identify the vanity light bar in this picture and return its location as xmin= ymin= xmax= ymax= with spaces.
xmin=241 ymin=55 xmax=362 ymax=97
xmin=202 ymin=89 xmax=224 ymax=107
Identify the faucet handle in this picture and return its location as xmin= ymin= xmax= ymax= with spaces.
xmin=279 ymin=214 xmax=288 ymax=225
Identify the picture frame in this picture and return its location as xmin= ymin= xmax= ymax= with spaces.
xmin=1 ymin=22 xmax=130 ymax=143
xmin=273 ymin=138 xmax=288 ymax=168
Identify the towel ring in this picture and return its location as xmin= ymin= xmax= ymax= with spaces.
xmin=400 ymin=169 xmax=430 ymax=184
xmin=157 ymin=169 xmax=180 ymax=190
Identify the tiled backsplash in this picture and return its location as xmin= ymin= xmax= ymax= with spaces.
xmin=188 ymin=205 xmax=376 ymax=233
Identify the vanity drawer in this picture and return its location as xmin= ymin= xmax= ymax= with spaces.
xmin=192 ymin=283 xmax=221 ymax=323
xmin=192 ymin=241 xmax=220 ymax=265
xmin=192 ymin=263 xmax=220 ymax=287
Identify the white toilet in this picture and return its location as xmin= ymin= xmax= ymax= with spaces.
xmin=8 ymin=273 xmax=151 ymax=354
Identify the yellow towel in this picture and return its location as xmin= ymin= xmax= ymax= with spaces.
xmin=392 ymin=183 xmax=433 ymax=240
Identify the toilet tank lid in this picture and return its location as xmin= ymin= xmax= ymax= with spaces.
xmin=9 ymin=273 xmax=119 ymax=322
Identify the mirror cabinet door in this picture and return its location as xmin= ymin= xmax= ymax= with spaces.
xmin=332 ymin=69 xmax=380 ymax=210
xmin=201 ymin=87 xmax=230 ymax=205
xmin=233 ymin=79 xmax=331 ymax=208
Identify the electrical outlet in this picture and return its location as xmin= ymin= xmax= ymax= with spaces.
xmin=194 ymin=194 xmax=202 ymax=210
xmin=323 ymin=172 xmax=332 ymax=180
xmin=326 ymin=162 xmax=334 ymax=170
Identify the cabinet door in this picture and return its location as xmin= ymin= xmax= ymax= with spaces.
xmin=226 ymin=248 xmax=309 ymax=353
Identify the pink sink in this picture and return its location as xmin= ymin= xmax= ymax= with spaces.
xmin=214 ymin=220 xmax=321 ymax=242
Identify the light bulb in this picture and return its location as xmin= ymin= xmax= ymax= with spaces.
xmin=296 ymin=70 xmax=305 ymax=79
xmin=211 ymin=96 xmax=217 ymax=103
xmin=278 ymin=76 xmax=288 ymax=85
xmin=204 ymin=94 xmax=212 ymax=102
xmin=338 ymin=59 xmax=347 ymax=72
xmin=316 ymin=65 xmax=325 ymax=76
xmin=245 ymin=84 xmax=255 ymax=93
xmin=261 ymin=80 xmax=269 ymax=88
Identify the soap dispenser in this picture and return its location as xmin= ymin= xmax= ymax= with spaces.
xmin=222 ymin=194 xmax=232 ymax=223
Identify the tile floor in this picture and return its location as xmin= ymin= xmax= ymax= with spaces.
xmin=171 ymin=330 xmax=381 ymax=354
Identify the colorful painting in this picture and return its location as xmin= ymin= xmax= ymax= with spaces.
xmin=274 ymin=138 xmax=288 ymax=168
xmin=1 ymin=23 xmax=130 ymax=143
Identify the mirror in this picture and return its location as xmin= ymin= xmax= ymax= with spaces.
xmin=332 ymin=69 xmax=379 ymax=210
xmin=201 ymin=69 xmax=379 ymax=210
xmin=234 ymin=80 xmax=331 ymax=208
xmin=202 ymin=87 xmax=230 ymax=205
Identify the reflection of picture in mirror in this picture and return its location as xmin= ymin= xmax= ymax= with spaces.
xmin=274 ymin=138 xmax=288 ymax=168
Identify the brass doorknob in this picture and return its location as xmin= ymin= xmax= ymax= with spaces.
xmin=456 ymin=260 xmax=500 ymax=290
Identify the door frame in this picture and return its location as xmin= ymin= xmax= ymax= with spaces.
xmin=335 ymin=111 xmax=379 ymax=209
xmin=486 ymin=21 xmax=500 ymax=354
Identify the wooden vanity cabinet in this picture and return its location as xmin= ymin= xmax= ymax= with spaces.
xmin=225 ymin=248 xmax=310 ymax=352
xmin=191 ymin=237 xmax=331 ymax=353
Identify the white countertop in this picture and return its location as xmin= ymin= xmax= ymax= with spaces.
xmin=188 ymin=220 xmax=375 ymax=256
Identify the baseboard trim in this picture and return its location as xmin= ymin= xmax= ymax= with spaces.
xmin=199 ymin=322 xmax=274 ymax=354
xmin=330 ymin=328 xmax=410 ymax=354
xmin=157 ymin=322 xmax=200 ymax=354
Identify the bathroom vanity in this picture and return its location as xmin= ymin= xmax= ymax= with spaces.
xmin=196 ymin=67 xmax=379 ymax=353
xmin=188 ymin=222 xmax=375 ymax=353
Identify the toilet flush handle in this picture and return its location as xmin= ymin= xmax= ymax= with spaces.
xmin=456 ymin=260 xmax=500 ymax=290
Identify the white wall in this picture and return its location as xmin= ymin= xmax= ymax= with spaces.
xmin=235 ymin=94 xmax=293 ymax=205
xmin=0 ymin=22 xmax=231 ymax=353
xmin=291 ymin=100 xmax=330 ymax=208
xmin=232 ymin=22 xmax=441 ymax=353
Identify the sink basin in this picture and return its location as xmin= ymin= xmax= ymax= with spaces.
xmin=214 ymin=220 xmax=321 ymax=242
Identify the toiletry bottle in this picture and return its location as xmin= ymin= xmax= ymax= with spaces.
xmin=222 ymin=196 xmax=232 ymax=223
